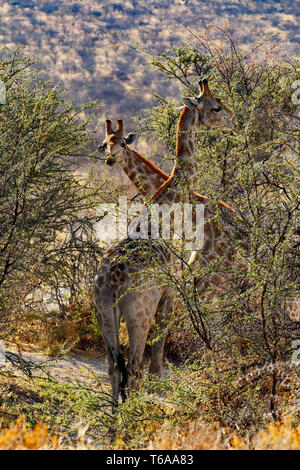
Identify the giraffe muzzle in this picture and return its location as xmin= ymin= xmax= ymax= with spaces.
xmin=105 ymin=154 xmax=117 ymax=166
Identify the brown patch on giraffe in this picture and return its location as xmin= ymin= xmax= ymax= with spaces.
xmin=141 ymin=295 xmax=150 ymax=306
xmin=145 ymin=307 xmax=151 ymax=316
xmin=146 ymin=297 xmax=154 ymax=310
xmin=204 ymin=222 xmax=213 ymax=239
xmin=203 ymin=238 xmax=213 ymax=252
xmin=150 ymin=164 xmax=177 ymax=201
xmin=215 ymin=241 xmax=227 ymax=256
xmin=205 ymin=252 xmax=218 ymax=262
xmin=131 ymin=150 xmax=169 ymax=180
xmin=223 ymin=257 xmax=232 ymax=268
xmin=129 ymin=170 xmax=137 ymax=181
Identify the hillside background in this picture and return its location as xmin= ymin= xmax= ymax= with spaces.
xmin=1 ymin=0 xmax=299 ymax=177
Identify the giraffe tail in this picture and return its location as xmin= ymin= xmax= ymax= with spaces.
xmin=111 ymin=294 xmax=128 ymax=402
xmin=117 ymin=353 xmax=128 ymax=403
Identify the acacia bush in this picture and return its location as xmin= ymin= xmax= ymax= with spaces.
xmin=0 ymin=47 xmax=113 ymax=342
xmin=131 ymin=24 xmax=300 ymax=428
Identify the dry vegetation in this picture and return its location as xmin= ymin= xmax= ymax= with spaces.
xmin=2 ymin=0 xmax=298 ymax=186
xmin=147 ymin=416 xmax=300 ymax=450
xmin=1 ymin=0 xmax=299 ymax=127
xmin=0 ymin=0 xmax=299 ymax=453
xmin=1 ymin=414 xmax=300 ymax=450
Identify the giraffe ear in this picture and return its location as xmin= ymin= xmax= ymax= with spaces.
xmin=182 ymin=97 xmax=200 ymax=110
xmin=125 ymin=133 xmax=136 ymax=145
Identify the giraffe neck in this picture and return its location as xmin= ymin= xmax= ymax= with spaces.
xmin=124 ymin=109 xmax=238 ymax=264
xmin=150 ymin=106 xmax=201 ymax=204
xmin=120 ymin=148 xmax=169 ymax=198
xmin=175 ymin=106 xmax=201 ymax=188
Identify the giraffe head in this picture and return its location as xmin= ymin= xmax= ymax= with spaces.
xmin=181 ymin=78 xmax=232 ymax=128
xmin=98 ymin=119 xmax=136 ymax=166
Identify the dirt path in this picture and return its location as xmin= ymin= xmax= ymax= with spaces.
xmin=3 ymin=346 xmax=111 ymax=390
xmin=2 ymin=346 xmax=172 ymax=390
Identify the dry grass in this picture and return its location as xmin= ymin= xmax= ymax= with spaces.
xmin=8 ymin=295 xmax=105 ymax=357
xmin=1 ymin=414 xmax=300 ymax=450
xmin=0 ymin=415 xmax=98 ymax=450
xmin=0 ymin=415 xmax=58 ymax=450
xmin=148 ymin=416 xmax=300 ymax=450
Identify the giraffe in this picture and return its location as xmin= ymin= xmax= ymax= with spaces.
xmin=98 ymin=91 xmax=234 ymax=269
xmin=98 ymin=119 xmax=169 ymax=199
xmin=98 ymin=118 xmax=230 ymax=208
xmin=145 ymin=80 xmax=244 ymax=295
xmin=96 ymin=120 xmax=173 ymax=404
xmin=95 ymin=238 xmax=173 ymax=404
xmin=148 ymin=78 xmax=232 ymax=202
xmin=97 ymin=117 xmax=232 ymax=263
xmin=94 ymin=79 xmax=233 ymax=404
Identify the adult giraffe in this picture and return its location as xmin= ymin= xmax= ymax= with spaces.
xmin=98 ymin=82 xmax=234 ymax=264
xmin=94 ymin=79 xmax=233 ymax=404
xmin=98 ymin=116 xmax=229 ymax=207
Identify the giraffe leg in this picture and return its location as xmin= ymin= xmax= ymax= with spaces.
xmin=94 ymin=285 xmax=125 ymax=405
xmin=118 ymin=288 xmax=162 ymax=392
xmin=126 ymin=330 xmax=149 ymax=390
xmin=149 ymin=290 xmax=174 ymax=376
xmin=102 ymin=336 xmax=121 ymax=405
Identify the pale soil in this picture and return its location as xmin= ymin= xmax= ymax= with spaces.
xmin=2 ymin=345 xmax=111 ymax=390
xmin=2 ymin=345 xmax=171 ymax=390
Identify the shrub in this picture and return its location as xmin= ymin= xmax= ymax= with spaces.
xmin=0 ymin=47 xmax=112 ymax=336
xmin=133 ymin=23 xmax=300 ymax=427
